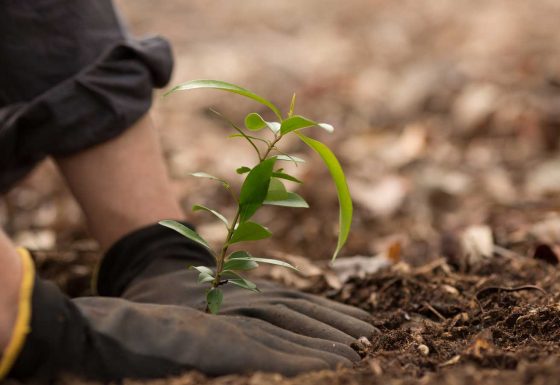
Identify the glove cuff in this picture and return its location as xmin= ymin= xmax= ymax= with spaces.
xmin=0 ymin=248 xmax=34 ymax=380
xmin=95 ymin=221 xmax=215 ymax=297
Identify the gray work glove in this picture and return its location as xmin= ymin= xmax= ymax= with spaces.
xmin=97 ymin=222 xmax=377 ymax=352
xmin=5 ymin=250 xmax=357 ymax=383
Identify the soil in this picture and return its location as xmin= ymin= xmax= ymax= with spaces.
xmin=4 ymin=0 xmax=560 ymax=384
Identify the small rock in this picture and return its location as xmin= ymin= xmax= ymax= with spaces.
xmin=368 ymin=292 xmax=378 ymax=307
xmin=358 ymin=336 xmax=372 ymax=348
xmin=352 ymin=336 xmax=373 ymax=357
xmin=440 ymin=355 xmax=461 ymax=367
xmin=441 ymin=284 xmax=460 ymax=295
xmin=461 ymin=225 xmax=494 ymax=266
xmin=417 ymin=344 xmax=430 ymax=356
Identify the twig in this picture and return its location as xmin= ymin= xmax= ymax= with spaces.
xmin=475 ymin=285 xmax=547 ymax=299
xmin=422 ymin=301 xmax=447 ymax=322
xmin=378 ymin=277 xmax=401 ymax=295
xmin=413 ymin=258 xmax=449 ymax=275
xmin=492 ymin=245 xmax=526 ymax=259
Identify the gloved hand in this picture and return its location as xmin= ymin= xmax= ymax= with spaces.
xmin=97 ymin=222 xmax=377 ymax=349
xmin=3 ymin=249 xmax=358 ymax=383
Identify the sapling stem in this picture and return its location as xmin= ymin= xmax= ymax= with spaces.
xmin=260 ymin=135 xmax=282 ymax=161
xmin=205 ymin=135 xmax=281 ymax=313
xmin=211 ymin=208 xmax=240 ymax=289
xmin=209 ymin=137 xmax=278 ymax=286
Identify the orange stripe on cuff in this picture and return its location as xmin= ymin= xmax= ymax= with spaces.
xmin=0 ymin=248 xmax=35 ymax=379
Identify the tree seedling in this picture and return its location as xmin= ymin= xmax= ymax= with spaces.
xmin=160 ymin=80 xmax=352 ymax=314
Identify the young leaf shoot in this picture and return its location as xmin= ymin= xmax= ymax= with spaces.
xmin=161 ymin=80 xmax=352 ymax=313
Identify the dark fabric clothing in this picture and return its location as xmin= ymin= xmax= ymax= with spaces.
xmin=0 ymin=0 xmax=173 ymax=193
xmin=9 ymin=275 xmax=182 ymax=381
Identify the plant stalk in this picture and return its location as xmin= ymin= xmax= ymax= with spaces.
xmin=211 ymin=208 xmax=241 ymax=289
xmin=260 ymin=135 xmax=282 ymax=161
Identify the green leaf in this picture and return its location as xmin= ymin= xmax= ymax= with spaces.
xmin=296 ymin=133 xmax=353 ymax=261
xmin=198 ymin=272 xmax=215 ymax=284
xmin=159 ymin=220 xmax=212 ymax=251
xmin=223 ymin=258 xmax=259 ymax=271
xmin=280 ymin=115 xmax=318 ymax=135
xmin=266 ymin=121 xmax=281 ymax=134
xmin=276 ymin=154 xmax=305 ymax=163
xmin=191 ymin=172 xmax=230 ymax=188
xmin=229 ymin=221 xmax=272 ymax=244
xmin=239 ymin=204 xmax=260 ymax=225
xmin=189 ymin=266 xmax=214 ymax=283
xmin=244 ymin=112 xmax=267 ymax=131
xmin=272 ymin=172 xmax=302 ymax=184
xmin=239 ymin=157 xmax=276 ymax=222
xmin=222 ymin=271 xmax=259 ymax=291
xmin=190 ymin=266 xmax=216 ymax=283
xmin=165 ymin=80 xmax=282 ymax=121
xmin=236 ymin=166 xmax=251 ymax=174
xmin=190 ymin=265 xmax=214 ymax=276
xmin=228 ymin=251 xmax=298 ymax=270
xmin=264 ymin=191 xmax=309 ymax=208
xmin=228 ymin=279 xmax=258 ymax=291
xmin=206 ymin=288 xmax=223 ymax=314
xmin=242 ymin=112 xmax=281 ymax=134
xmin=244 ymin=113 xmax=280 ymax=132
xmin=192 ymin=205 xmax=229 ymax=227
xmin=280 ymin=115 xmax=334 ymax=136
xmin=264 ymin=178 xmax=308 ymax=207
xmin=268 ymin=178 xmax=287 ymax=193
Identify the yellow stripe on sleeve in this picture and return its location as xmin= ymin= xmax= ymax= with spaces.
xmin=0 ymin=248 xmax=35 ymax=379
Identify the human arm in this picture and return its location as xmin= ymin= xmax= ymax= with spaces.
xmin=54 ymin=113 xmax=183 ymax=251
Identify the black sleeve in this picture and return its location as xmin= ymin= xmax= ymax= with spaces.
xmin=0 ymin=0 xmax=174 ymax=193
xmin=8 ymin=276 xmax=183 ymax=382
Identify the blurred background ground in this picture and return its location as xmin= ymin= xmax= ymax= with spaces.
xmin=4 ymin=1 xmax=560 ymax=385
xmin=3 ymin=0 xmax=560 ymax=268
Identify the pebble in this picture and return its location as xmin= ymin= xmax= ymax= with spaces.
xmin=358 ymin=336 xmax=372 ymax=348
xmin=417 ymin=344 xmax=430 ymax=356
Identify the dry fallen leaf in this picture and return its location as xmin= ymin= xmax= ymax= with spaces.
xmin=452 ymin=83 xmax=499 ymax=132
xmin=350 ymin=175 xmax=409 ymax=218
xmin=530 ymin=215 xmax=560 ymax=245
xmin=526 ymin=158 xmax=560 ymax=198
xmin=460 ymin=225 xmax=494 ymax=266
